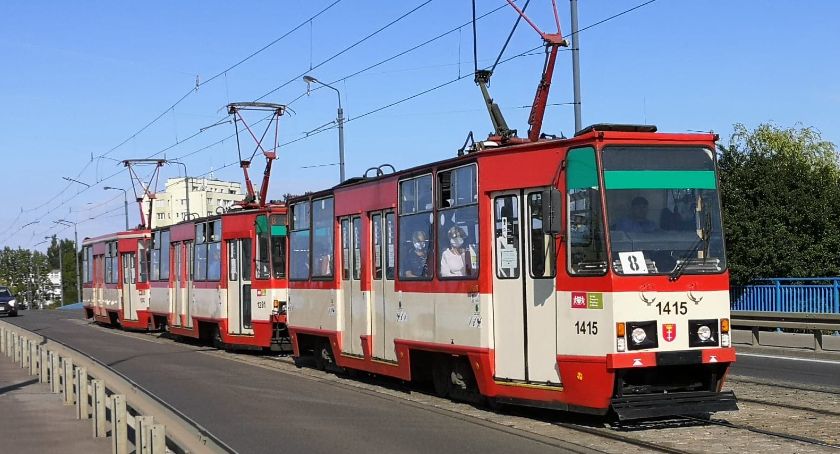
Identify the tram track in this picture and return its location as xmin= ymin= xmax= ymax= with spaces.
xmin=679 ymin=415 xmax=840 ymax=450
xmin=736 ymin=396 xmax=840 ymax=418
xmin=727 ymin=375 xmax=840 ymax=395
xmin=552 ymin=422 xmax=694 ymax=454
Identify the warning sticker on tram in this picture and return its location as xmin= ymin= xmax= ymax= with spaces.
xmin=571 ymin=292 xmax=604 ymax=310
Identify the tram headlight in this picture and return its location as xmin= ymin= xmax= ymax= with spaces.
xmin=721 ymin=333 xmax=731 ymax=347
xmin=697 ymin=325 xmax=712 ymax=342
xmin=631 ymin=327 xmax=647 ymax=345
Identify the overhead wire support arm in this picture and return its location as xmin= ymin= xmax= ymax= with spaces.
xmin=226 ymin=102 xmax=288 ymax=208
xmin=502 ymin=0 xmax=568 ymax=142
xmin=122 ymin=159 xmax=166 ymax=229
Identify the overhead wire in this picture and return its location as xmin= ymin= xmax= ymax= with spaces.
xmin=11 ymin=0 xmax=348 ymax=233
xmin=10 ymin=0 xmax=660 ymax=245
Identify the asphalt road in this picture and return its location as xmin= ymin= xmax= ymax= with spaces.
xmin=730 ymin=351 xmax=840 ymax=390
xmin=3 ymin=310 xmax=570 ymax=454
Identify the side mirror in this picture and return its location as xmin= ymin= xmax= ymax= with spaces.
xmin=542 ymin=187 xmax=563 ymax=235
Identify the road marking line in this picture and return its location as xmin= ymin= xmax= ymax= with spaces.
xmin=737 ymin=353 xmax=840 ymax=365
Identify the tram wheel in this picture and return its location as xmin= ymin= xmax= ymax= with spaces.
xmin=314 ymin=341 xmax=335 ymax=371
xmin=212 ymin=326 xmax=225 ymax=350
xmin=432 ymin=358 xmax=452 ymax=398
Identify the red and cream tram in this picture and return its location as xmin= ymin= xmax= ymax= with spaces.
xmin=287 ymin=124 xmax=737 ymax=419
xmin=83 ymin=206 xmax=290 ymax=350
xmin=82 ymin=229 xmax=152 ymax=330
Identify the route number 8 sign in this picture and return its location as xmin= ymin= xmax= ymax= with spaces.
xmin=618 ymin=251 xmax=648 ymax=274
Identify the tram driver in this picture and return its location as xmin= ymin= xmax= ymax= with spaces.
xmin=614 ymin=196 xmax=657 ymax=234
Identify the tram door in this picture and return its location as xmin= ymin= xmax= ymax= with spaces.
xmin=370 ymin=212 xmax=397 ymax=361
xmin=173 ymin=243 xmax=183 ymax=327
xmin=226 ymin=239 xmax=253 ymax=335
xmin=122 ymin=252 xmax=138 ymax=321
xmin=185 ymin=241 xmax=193 ymax=328
xmin=341 ymin=216 xmax=365 ymax=356
xmin=94 ymin=255 xmax=103 ymax=312
xmin=491 ymin=190 xmax=559 ymax=384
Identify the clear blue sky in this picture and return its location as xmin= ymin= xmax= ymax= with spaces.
xmin=1 ymin=0 xmax=838 ymax=249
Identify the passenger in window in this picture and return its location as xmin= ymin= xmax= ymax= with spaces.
xmin=315 ymin=240 xmax=332 ymax=277
xmin=440 ymin=226 xmax=470 ymax=277
xmin=614 ymin=196 xmax=657 ymax=234
xmin=404 ymin=230 xmax=430 ymax=278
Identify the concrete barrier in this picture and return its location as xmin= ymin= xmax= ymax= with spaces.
xmin=0 ymin=320 xmax=235 ymax=454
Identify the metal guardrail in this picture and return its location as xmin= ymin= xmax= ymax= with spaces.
xmin=730 ymin=278 xmax=840 ymax=313
xmin=730 ymin=311 xmax=840 ymax=352
xmin=0 ymin=321 xmax=236 ymax=454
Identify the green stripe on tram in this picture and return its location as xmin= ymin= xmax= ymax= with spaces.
xmin=603 ymin=170 xmax=717 ymax=189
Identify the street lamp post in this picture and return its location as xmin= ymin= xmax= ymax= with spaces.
xmin=167 ymin=161 xmax=192 ymax=222
xmin=104 ymin=187 xmax=130 ymax=230
xmin=303 ymin=75 xmax=346 ymax=183
xmin=32 ymin=239 xmax=48 ymax=309
xmin=44 ymin=236 xmax=63 ymax=306
xmin=55 ymin=219 xmax=81 ymax=305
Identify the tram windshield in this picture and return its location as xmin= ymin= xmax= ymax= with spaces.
xmin=603 ymin=146 xmax=726 ymax=276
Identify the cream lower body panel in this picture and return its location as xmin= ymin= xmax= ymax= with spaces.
xmin=290 ymin=289 xmax=492 ymax=357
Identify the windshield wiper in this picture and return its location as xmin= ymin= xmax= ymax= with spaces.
xmin=669 ymin=238 xmax=703 ymax=281
xmin=670 ymin=203 xmax=713 ymax=281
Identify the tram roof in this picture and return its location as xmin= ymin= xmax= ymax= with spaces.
xmin=288 ymin=125 xmax=717 ymax=204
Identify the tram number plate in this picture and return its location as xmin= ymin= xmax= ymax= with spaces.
xmin=257 ymin=301 xmax=266 ymax=309
xmin=656 ymin=301 xmax=687 ymax=315
xmin=574 ymin=321 xmax=598 ymax=335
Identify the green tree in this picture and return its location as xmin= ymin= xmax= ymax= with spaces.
xmin=0 ymin=247 xmax=51 ymax=305
xmin=718 ymin=123 xmax=840 ymax=285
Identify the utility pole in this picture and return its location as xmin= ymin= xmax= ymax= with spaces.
xmin=570 ymin=0 xmax=582 ymax=133
xmin=166 ymin=161 xmax=191 ymax=222
xmin=55 ymin=219 xmax=81 ymax=304
xmin=33 ymin=239 xmax=48 ymax=308
xmin=303 ymin=75 xmax=346 ymax=183
xmin=45 ymin=236 xmax=63 ymax=306
xmin=104 ymin=187 xmax=129 ymax=230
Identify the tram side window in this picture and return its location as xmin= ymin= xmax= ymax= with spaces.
xmin=194 ymin=224 xmax=207 ymax=281
xmin=290 ymin=202 xmax=311 ymax=280
xmin=341 ymin=219 xmax=350 ymax=280
xmin=138 ymin=239 xmax=150 ymax=283
xmin=494 ymin=196 xmax=520 ymax=279
xmin=255 ymin=215 xmax=271 ymax=279
xmin=105 ymin=242 xmax=118 ymax=284
xmin=398 ymin=175 xmax=433 ymax=280
xmin=207 ymin=220 xmax=221 ymax=281
xmin=373 ymin=214 xmax=382 ymax=280
xmin=352 ymin=217 xmax=362 ymax=280
xmin=385 ymin=213 xmax=395 ymax=280
xmin=270 ymin=214 xmax=287 ymax=279
xmin=159 ymin=230 xmax=170 ymax=280
xmin=151 ymin=234 xmax=160 ymax=281
xmin=82 ymin=246 xmax=92 ymax=283
xmin=528 ymin=192 xmax=556 ymax=278
xmin=566 ymin=147 xmax=608 ymax=275
xmin=312 ymin=198 xmax=334 ymax=279
xmin=437 ymin=165 xmax=479 ymax=279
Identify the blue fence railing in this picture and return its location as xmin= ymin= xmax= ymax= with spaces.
xmin=730 ymin=278 xmax=840 ymax=313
